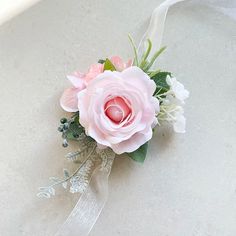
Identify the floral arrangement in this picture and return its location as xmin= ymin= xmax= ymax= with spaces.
xmin=38 ymin=37 xmax=189 ymax=198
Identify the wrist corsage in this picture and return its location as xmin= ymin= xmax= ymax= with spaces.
xmin=38 ymin=1 xmax=189 ymax=235
xmin=38 ymin=37 xmax=188 ymax=197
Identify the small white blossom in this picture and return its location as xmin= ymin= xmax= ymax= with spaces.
xmin=158 ymin=95 xmax=187 ymax=133
xmin=157 ymin=76 xmax=189 ymax=133
xmin=166 ymin=76 xmax=189 ymax=103
xmin=160 ymin=102 xmax=186 ymax=133
xmin=172 ymin=107 xmax=186 ymax=133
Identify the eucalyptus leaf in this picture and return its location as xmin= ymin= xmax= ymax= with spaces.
xmin=103 ymin=58 xmax=116 ymax=71
xmin=151 ymin=71 xmax=171 ymax=96
xmin=64 ymin=115 xmax=84 ymax=141
xmin=63 ymin=169 xmax=70 ymax=178
xmin=127 ymin=142 xmax=148 ymax=163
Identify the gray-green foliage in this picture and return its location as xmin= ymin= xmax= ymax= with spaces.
xmin=37 ymin=130 xmax=115 ymax=198
xmin=58 ymin=113 xmax=85 ymax=143
xmin=37 ymin=134 xmax=97 ymax=198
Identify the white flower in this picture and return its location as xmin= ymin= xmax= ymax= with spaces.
xmin=157 ymin=76 xmax=189 ymax=133
xmin=166 ymin=76 xmax=189 ymax=103
xmin=159 ymin=102 xmax=186 ymax=133
xmin=158 ymin=95 xmax=187 ymax=133
xmin=172 ymin=106 xmax=186 ymax=133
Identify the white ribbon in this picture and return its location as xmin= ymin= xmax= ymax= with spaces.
xmin=138 ymin=0 xmax=236 ymax=62
xmin=55 ymin=151 xmax=115 ymax=236
xmin=55 ymin=1 xmax=236 ymax=235
xmin=138 ymin=0 xmax=185 ymax=59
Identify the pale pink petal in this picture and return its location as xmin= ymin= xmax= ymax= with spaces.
xmin=87 ymin=124 xmax=111 ymax=146
xmin=89 ymin=63 xmax=104 ymax=73
xmin=73 ymin=71 xmax=85 ymax=78
xmin=110 ymin=56 xmax=132 ymax=71
xmin=111 ymin=128 xmax=153 ymax=154
xmin=125 ymin=59 xmax=133 ymax=68
xmin=77 ymin=90 xmax=89 ymax=128
xmin=110 ymin=56 xmax=124 ymax=71
xmin=121 ymin=66 xmax=156 ymax=95
xmin=67 ymin=75 xmax=86 ymax=89
xmin=60 ymin=88 xmax=81 ymax=112
xmin=84 ymin=63 xmax=104 ymax=83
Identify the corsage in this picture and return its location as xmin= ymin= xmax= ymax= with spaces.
xmin=38 ymin=0 xmax=190 ymax=235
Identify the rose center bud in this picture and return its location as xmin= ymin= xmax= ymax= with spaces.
xmin=104 ymin=96 xmax=131 ymax=124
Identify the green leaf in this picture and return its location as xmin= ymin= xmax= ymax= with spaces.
xmin=139 ymin=39 xmax=152 ymax=69
xmin=103 ymin=58 xmax=116 ymax=71
xmin=127 ymin=142 xmax=148 ymax=163
xmin=98 ymin=59 xmax=105 ymax=64
xmin=151 ymin=71 xmax=171 ymax=96
xmin=143 ymin=46 xmax=166 ymax=72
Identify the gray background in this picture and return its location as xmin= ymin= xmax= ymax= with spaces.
xmin=0 ymin=0 xmax=236 ymax=235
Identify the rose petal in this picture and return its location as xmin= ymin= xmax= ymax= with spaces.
xmin=125 ymin=59 xmax=133 ymax=68
xmin=110 ymin=56 xmax=132 ymax=71
xmin=67 ymin=75 xmax=86 ymax=89
xmin=110 ymin=56 xmax=124 ymax=71
xmin=60 ymin=87 xmax=81 ymax=112
xmin=121 ymin=66 xmax=156 ymax=95
xmin=84 ymin=63 xmax=104 ymax=83
xmin=111 ymin=127 xmax=153 ymax=154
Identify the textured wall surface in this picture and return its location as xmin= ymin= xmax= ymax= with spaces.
xmin=0 ymin=0 xmax=41 ymax=25
xmin=0 ymin=0 xmax=236 ymax=235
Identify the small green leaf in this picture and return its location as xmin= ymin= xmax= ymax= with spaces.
xmin=139 ymin=39 xmax=152 ymax=69
xmin=151 ymin=71 xmax=171 ymax=96
xmin=98 ymin=59 xmax=105 ymax=64
xmin=127 ymin=142 xmax=148 ymax=163
xmin=143 ymin=46 xmax=166 ymax=72
xmin=103 ymin=58 xmax=116 ymax=71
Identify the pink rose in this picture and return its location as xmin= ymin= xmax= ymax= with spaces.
xmin=77 ymin=66 xmax=159 ymax=154
xmin=60 ymin=56 xmax=132 ymax=112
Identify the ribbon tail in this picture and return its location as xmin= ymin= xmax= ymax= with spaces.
xmin=55 ymin=152 xmax=115 ymax=236
xmin=138 ymin=0 xmax=186 ymax=60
